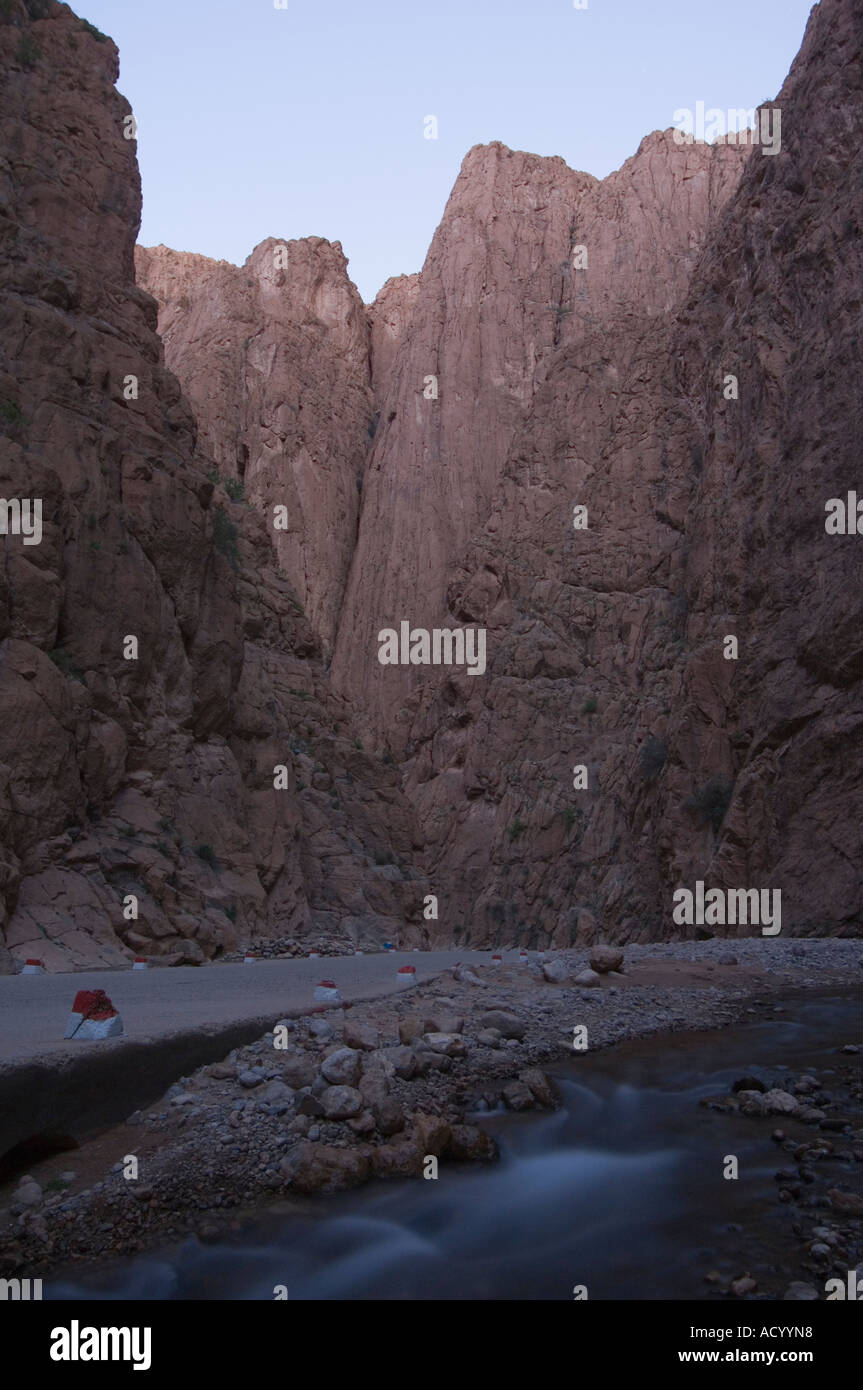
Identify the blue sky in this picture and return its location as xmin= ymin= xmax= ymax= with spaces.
xmin=81 ymin=0 xmax=815 ymax=302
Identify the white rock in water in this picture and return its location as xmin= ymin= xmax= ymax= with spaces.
xmin=761 ymin=1089 xmax=801 ymax=1117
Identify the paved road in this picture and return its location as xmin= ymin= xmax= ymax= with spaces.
xmin=0 ymin=949 xmax=513 ymax=1156
xmin=0 ymin=949 xmax=498 ymax=1065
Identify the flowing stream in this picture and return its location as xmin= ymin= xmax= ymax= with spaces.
xmin=47 ymin=992 xmax=863 ymax=1300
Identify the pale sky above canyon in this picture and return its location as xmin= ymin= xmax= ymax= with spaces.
xmin=85 ymin=0 xmax=815 ymax=301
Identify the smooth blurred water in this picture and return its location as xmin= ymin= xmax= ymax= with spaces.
xmin=47 ymin=992 xmax=863 ymax=1300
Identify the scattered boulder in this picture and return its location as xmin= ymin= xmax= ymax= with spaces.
xmin=260 ymin=1080 xmax=294 ymax=1106
xmin=320 ymin=1085 xmax=364 ymax=1119
xmin=10 ymin=1179 xmax=42 ymax=1213
xmin=208 ymin=1063 xmax=236 ymax=1081
xmin=372 ymin=1137 xmax=424 ymax=1177
xmin=362 ymin=1049 xmax=396 ymax=1082
xmin=761 ymin=1089 xmax=801 ymax=1117
xmin=424 ymin=1013 xmax=464 ymax=1034
xmin=520 ymin=1068 xmax=558 ymax=1109
xmin=238 ymin=1070 xmax=265 ymax=1089
xmin=453 ymin=967 xmax=485 ymax=986
xmin=398 ymin=1016 xmax=424 ymax=1045
xmin=783 ymin=1283 xmax=819 ymax=1301
xmin=541 ymin=959 xmax=570 ymax=985
xmin=358 ymin=1071 xmax=390 ymax=1105
xmin=280 ymin=1054 xmax=318 ymax=1089
xmin=736 ymin=1091 xmax=767 ymax=1116
xmin=447 ymin=1124 xmax=497 ymax=1162
xmin=590 ymin=945 xmax=624 ymax=974
xmin=343 ymin=1020 xmax=379 ymax=1051
xmin=412 ymin=1112 xmax=452 ymax=1156
xmin=793 ymin=1076 xmax=820 ymax=1094
xmin=280 ymin=1142 xmax=371 ymax=1193
xmin=828 ymin=1188 xmax=863 ymax=1215
xmin=502 ymin=1080 xmax=534 ymax=1111
xmin=382 ymin=1045 xmax=418 ymax=1080
xmin=412 ymin=1049 xmax=452 ymax=1076
xmin=306 ymin=1018 xmax=333 ymax=1041
xmin=321 ymin=1047 xmax=362 ymax=1087
xmin=480 ymin=1010 xmax=525 ymax=1040
xmin=730 ymin=1275 xmax=757 ymax=1297
xmin=731 ymin=1075 xmax=767 ymax=1094
xmin=574 ymin=969 xmax=601 ymax=988
xmin=422 ymin=1032 xmax=466 ymax=1057
xmin=372 ymin=1097 xmax=406 ymax=1136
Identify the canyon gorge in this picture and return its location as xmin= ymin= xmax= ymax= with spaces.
xmin=1 ymin=0 xmax=861 ymax=971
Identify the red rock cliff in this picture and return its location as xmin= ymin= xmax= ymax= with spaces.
xmin=0 ymin=0 xmax=426 ymax=968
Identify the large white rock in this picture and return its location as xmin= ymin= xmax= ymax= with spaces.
xmin=321 ymin=1047 xmax=362 ymax=1086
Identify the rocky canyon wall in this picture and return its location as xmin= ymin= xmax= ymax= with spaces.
xmin=3 ymin=0 xmax=861 ymax=966
xmin=665 ymin=0 xmax=863 ymax=937
xmin=399 ymin=0 xmax=863 ymax=945
xmin=0 ymin=0 xmax=426 ymax=970
xmin=134 ymin=236 xmax=373 ymax=654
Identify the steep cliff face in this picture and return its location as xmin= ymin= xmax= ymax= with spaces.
xmin=366 ymin=272 xmax=421 ymax=402
xmin=0 ymin=0 xmax=425 ymax=969
xmin=331 ymin=145 xmax=597 ymax=739
xmin=330 ymin=135 xmax=747 ymax=743
xmin=401 ymin=311 xmax=692 ymax=947
xmin=663 ymin=0 xmax=863 ymax=936
xmin=135 ymin=237 xmax=373 ymax=654
xmin=401 ymin=0 xmax=863 ymax=945
xmin=136 ymin=125 xmax=755 ymax=951
xmin=5 ymin=0 xmax=859 ymax=966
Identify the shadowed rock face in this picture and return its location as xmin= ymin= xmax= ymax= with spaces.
xmin=330 ymin=134 xmax=747 ymax=741
xmin=2 ymin=0 xmax=860 ymax=964
xmin=0 ymin=0 xmax=425 ymax=969
xmin=134 ymin=237 xmax=373 ymax=655
xmin=397 ymin=0 xmax=863 ymax=946
xmin=664 ymin=0 xmax=863 ymax=938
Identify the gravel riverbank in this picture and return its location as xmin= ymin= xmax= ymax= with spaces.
xmin=1 ymin=937 xmax=861 ymax=1286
